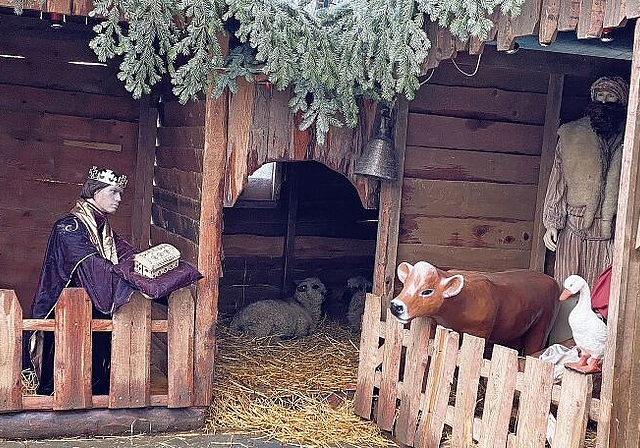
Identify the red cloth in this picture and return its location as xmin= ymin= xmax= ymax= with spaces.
xmin=591 ymin=265 xmax=612 ymax=320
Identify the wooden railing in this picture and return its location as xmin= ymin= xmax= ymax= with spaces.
xmin=354 ymin=294 xmax=599 ymax=447
xmin=0 ymin=287 xmax=195 ymax=413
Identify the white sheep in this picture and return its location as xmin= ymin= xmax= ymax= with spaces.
xmin=346 ymin=276 xmax=373 ymax=332
xmin=230 ymin=277 xmax=327 ymax=339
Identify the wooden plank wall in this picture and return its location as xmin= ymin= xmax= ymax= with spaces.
xmin=0 ymin=13 xmax=140 ymax=311
xmin=398 ymin=61 xmax=548 ymax=272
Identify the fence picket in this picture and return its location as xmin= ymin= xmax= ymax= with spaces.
xmin=376 ymin=309 xmax=405 ymax=431
xmin=552 ymin=370 xmax=592 ymax=448
xmin=514 ymin=356 xmax=555 ymax=447
xmin=53 ymin=288 xmax=93 ymax=410
xmin=354 ymin=293 xmax=382 ymax=419
xmin=0 ymin=290 xmax=23 ymax=413
xmin=478 ymin=345 xmax=519 ymax=448
xmin=109 ymin=292 xmax=151 ymax=408
xmin=451 ymin=333 xmax=485 ymax=447
xmin=396 ymin=317 xmax=433 ymax=446
xmin=415 ymin=326 xmax=459 ymax=448
xmin=167 ymin=288 xmax=195 ymax=408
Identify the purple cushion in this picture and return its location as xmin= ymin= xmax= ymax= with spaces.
xmin=112 ymin=258 xmax=203 ymax=299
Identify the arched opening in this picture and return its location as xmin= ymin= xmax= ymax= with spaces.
xmin=219 ymin=160 xmax=378 ymax=326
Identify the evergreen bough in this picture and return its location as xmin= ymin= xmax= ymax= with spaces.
xmin=13 ymin=0 xmax=523 ymax=144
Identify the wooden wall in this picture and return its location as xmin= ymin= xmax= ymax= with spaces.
xmin=398 ymin=48 xmax=631 ymax=273
xmin=0 ymin=13 xmax=140 ymax=311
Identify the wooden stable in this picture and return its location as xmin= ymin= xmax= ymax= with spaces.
xmin=2 ymin=0 xmax=640 ymax=446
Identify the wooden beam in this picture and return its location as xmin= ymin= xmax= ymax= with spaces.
xmin=372 ymin=99 xmax=409 ymax=307
xmin=530 ymin=73 xmax=564 ymax=272
xmin=194 ymin=36 xmax=229 ymax=407
xmin=598 ymin=19 xmax=640 ymax=448
xmin=281 ymin=165 xmax=299 ymax=296
xmin=131 ymin=96 xmax=158 ymax=250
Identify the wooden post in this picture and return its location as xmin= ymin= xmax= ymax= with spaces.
xmin=354 ymin=293 xmax=382 ymax=419
xmin=194 ymin=35 xmax=229 ymax=407
xmin=281 ymin=165 xmax=299 ymax=296
xmin=109 ymin=292 xmax=151 ymax=408
xmin=372 ymin=99 xmax=409 ymax=307
xmin=0 ymin=290 xmax=23 ymax=413
xmin=167 ymin=288 xmax=195 ymax=408
xmin=529 ymin=74 xmax=564 ymax=272
xmin=598 ymin=19 xmax=640 ymax=448
xmin=131 ymin=95 xmax=158 ymax=250
xmin=53 ymin=288 xmax=92 ymax=411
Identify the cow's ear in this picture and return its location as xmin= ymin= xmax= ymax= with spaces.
xmin=441 ymin=274 xmax=464 ymax=298
xmin=397 ymin=262 xmax=413 ymax=284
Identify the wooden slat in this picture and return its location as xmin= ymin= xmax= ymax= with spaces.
xmin=402 ymin=179 xmax=538 ymax=221
xmin=72 ymin=0 xmax=94 ymax=16
xmin=53 ymin=288 xmax=92 ymax=410
xmin=354 ymin=293 xmax=382 ymax=419
xmin=376 ymin=309 xmax=405 ymax=431
xmin=558 ymin=0 xmax=581 ymax=30
xmin=512 ymin=0 xmax=544 ymax=37
xmin=156 ymin=126 xmax=205 ymax=149
xmin=46 ymin=0 xmax=71 ymax=14
xmin=195 ymin=35 xmax=229 ymax=406
xmin=627 ymin=0 xmax=640 ymax=20
xmin=397 ymin=243 xmax=532 ymax=271
xmin=514 ymin=357 xmax=555 ymax=447
xmin=411 ymin=85 xmax=547 ymax=126
xmin=539 ymin=0 xmax=561 ymax=44
xmin=167 ymin=288 xmax=195 ymax=408
xmin=109 ymin=293 xmax=151 ymax=408
xmin=225 ymin=78 xmax=254 ymax=206
xmin=603 ymin=0 xmax=627 ymax=27
xmin=154 ymin=166 xmax=202 ymax=202
xmin=407 ymin=114 xmax=544 ymax=155
xmin=0 ymin=290 xmax=22 ymax=413
xmin=530 ymin=74 xmax=564 ymax=272
xmin=552 ymin=371 xmax=592 ymax=447
xmin=150 ymin=225 xmax=198 ymax=265
xmin=496 ymin=14 xmax=516 ymax=51
xmin=415 ymin=326 xmax=459 ymax=448
xmin=162 ymin=100 xmax=206 ymax=127
xmin=404 ymin=146 xmax=540 ymax=184
xmin=400 ymin=215 xmax=533 ymax=250
xmin=577 ymin=0 xmax=606 ymax=38
xmin=156 ymin=145 xmax=204 ymax=172
xmin=153 ymin=187 xmax=201 ymax=221
xmin=451 ymin=334 xmax=485 ymax=447
xmin=477 ymin=345 xmax=519 ymax=448
xmin=395 ymin=317 xmax=433 ymax=446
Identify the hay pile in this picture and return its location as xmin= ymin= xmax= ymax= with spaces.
xmin=207 ymin=319 xmax=396 ymax=448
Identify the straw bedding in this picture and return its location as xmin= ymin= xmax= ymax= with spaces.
xmin=206 ymin=319 xmax=396 ymax=448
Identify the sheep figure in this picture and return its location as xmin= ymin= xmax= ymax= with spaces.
xmin=230 ymin=277 xmax=327 ymax=339
xmin=346 ymin=276 xmax=373 ymax=332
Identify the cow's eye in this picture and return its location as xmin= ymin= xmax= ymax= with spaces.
xmin=420 ymin=289 xmax=434 ymax=297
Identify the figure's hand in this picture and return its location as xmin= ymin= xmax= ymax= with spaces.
xmin=543 ymin=228 xmax=558 ymax=252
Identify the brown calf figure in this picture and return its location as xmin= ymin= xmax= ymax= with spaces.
xmin=389 ymin=261 xmax=560 ymax=355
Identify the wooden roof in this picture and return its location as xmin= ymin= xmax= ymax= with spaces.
xmin=0 ymin=0 xmax=634 ymax=71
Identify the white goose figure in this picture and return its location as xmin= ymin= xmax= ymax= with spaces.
xmin=559 ymin=274 xmax=608 ymax=373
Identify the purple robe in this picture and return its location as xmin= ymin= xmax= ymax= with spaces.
xmin=31 ymin=212 xmax=136 ymax=319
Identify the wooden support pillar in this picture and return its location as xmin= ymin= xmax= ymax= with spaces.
xmin=597 ymin=19 xmax=640 ymax=448
xmin=372 ymin=99 xmax=409 ymax=307
xmin=281 ymin=165 xmax=299 ymax=296
xmin=194 ymin=38 xmax=229 ymax=407
xmin=131 ymin=95 xmax=158 ymax=250
xmin=529 ymin=73 xmax=563 ymax=272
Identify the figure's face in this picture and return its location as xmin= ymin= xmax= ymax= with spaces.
xmin=594 ymin=90 xmax=620 ymax=104
xmin=91 ymin=185 xmax=123 ymax=214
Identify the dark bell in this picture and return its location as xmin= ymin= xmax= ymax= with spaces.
xmin=354 ymin=109 xmax=399 ymax=181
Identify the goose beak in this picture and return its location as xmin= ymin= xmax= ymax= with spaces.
xmin=559 ymin=288 xmax=575 ymax=301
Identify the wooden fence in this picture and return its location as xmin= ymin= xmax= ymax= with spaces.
xmin=354 ymin=294 xmax=599 ymax=447
xmin=0 ymin=287 xmax=195 ymax=413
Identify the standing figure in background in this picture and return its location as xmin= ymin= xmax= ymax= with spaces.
xmin=27 ymin=166 xmax=137 ymax=394
xmin=543 ymin=76 xmax=628 ymax=342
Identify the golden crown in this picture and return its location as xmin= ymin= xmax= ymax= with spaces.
xmin=88 ymin=166 xmax=128 ymax=189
